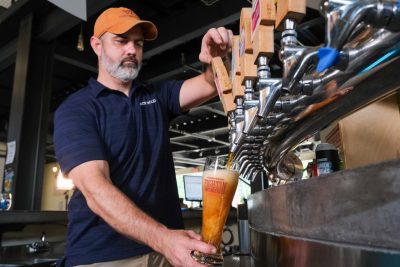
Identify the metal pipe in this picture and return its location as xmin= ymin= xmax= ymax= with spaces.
xmin=169 ymin=128 xmax=229 ymax=146
xmin=266 ymin=55 xmax=400 ymax=170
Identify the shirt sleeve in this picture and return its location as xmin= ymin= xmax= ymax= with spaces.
xmin=154 ymin=80 xmax=184 ymax=120
xmin=54 ymin=101 xmax=107 ymax=174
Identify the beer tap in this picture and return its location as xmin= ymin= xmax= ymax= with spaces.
xmin=237 ymin=8 xmax=258 ymax=140
xmin=242 ymin=80 xmax=258 ymax=135
xmin=210 ymin=56 xmax=237 ymax=155
xmin=248 ymin=0 xmax=282 ymax=127
xmin=228 ymin=112 xmax=236 ymax=149
xmin=233 ymin=9 xmax=264 ymax=178
xmin=276 ymin=0 xmax=306 ymax=94
xmin=210 ymin=56 xmax=236 ymax=118
xmin=230 ymin=34 xmax=245 ymax=155
xmin=231 ymin=97 xmax=245 ymax=155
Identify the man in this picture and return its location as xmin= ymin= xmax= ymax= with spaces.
xmin=54 ymin=6 xmax=232 ymax=267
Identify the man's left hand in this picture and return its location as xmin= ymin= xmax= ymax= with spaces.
xmin=199 ymin=27 xmax=233 ymax=64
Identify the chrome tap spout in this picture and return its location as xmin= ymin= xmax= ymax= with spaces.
xmin=258 ymin=79 xmax=282 ymax=120
xmin=228 ymin=111 xmax=236 ymax=147
xmin=231 ymin=98 xmax=245 ymax=154
xmin=243 ymin=80 xmax=259 ymax=135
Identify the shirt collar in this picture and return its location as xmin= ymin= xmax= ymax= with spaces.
xmin=88 ymin=77 xmax=145 ymax=98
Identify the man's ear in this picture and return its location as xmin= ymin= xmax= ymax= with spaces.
xmin=90 ymin=36 xmax=102 ymax=57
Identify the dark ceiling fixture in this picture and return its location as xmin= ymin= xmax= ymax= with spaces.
xmin=199 ymin=0 xmax=220 ymax=6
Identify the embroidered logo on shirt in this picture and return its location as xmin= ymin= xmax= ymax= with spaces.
xmin=139 ymin=99 xmax=157 ymax=106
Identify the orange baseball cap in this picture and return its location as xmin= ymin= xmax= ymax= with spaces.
xmin=93 ymin=7 xmax=158 ymax=40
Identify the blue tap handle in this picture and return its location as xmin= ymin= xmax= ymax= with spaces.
xmin=317 ymin=47 xmax=340 ymax=73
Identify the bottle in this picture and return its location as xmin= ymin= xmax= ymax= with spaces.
xmin=315 ymin=143 xmax=340 ymax=176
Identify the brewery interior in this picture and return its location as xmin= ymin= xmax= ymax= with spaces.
xmin=0 ymin=0 xmax=400 ymax=266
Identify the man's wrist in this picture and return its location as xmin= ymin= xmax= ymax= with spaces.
xmin=202 ymin=62 xmax=211 ymax=72
xmin=203 ymin=64 xmax=215 ymax=86
xmin=149 ymin=225 xmax=170 ymax=253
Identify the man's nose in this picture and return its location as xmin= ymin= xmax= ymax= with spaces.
xmin=126 ymin=41 xmax=137 ymax=55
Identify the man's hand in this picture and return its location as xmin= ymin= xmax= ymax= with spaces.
xmin=158 ymin=229 xmax=217 ymax=267
xmin=199 ymin=27 xmax=233 ymax=64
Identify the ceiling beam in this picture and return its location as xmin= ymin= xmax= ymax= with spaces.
xmin=170 ymin=127 xmax=229 ymax=146
xmin=36 ymin=0 xmax=120 ymax=42
xmin=0 ymin=38 xmax=16 ymax=72
xmin=173 ymin=157 xmax=205 ymax=166
xmin=144 ymin=62 xmax=202 ymax=84
xmin=143 ymin=0 xmax=248 ymax=59
xmin=0 ymin=0 xmax=31 ymax=26
xmin=54 ymin=54 xmax=98 ymax=74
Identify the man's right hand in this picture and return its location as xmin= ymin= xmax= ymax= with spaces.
xmin=157 ymin=229 xmax=217 ymax=267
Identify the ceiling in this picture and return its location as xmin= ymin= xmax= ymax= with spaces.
xmin=0 ymin=0 xmax=325 ymax=170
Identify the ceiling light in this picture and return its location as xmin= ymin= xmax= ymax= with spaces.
xmin=52 ymin=166 xmax=58 ymax=173
xmin=76 ymin=23 xmax=84 ymax=52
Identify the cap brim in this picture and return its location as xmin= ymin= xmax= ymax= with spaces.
xmin=107 ymin=19 xmax=158 ymax=41
xmin=137 ymin=20 xmax=158 ymax=41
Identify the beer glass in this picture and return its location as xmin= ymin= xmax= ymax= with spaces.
xmin=191 ymin=155 xmax=239 ymax=266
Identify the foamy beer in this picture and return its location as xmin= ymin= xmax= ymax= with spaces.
xmin=191 ymin=155 xmax=239 ymax=266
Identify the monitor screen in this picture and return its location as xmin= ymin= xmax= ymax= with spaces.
xmin=183 ymin=175 xmax=202 ymax=202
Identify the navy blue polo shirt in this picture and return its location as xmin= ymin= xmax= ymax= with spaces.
xmin=54 ymin=77 xmax=185 ymax=266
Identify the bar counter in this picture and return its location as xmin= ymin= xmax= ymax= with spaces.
xmin=0 ymin=211 xmax=67 ymax=225
xmin=223 ymin=254 xmax=252 ymax=267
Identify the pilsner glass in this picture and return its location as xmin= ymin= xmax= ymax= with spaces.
xmin=191 ymin=155 xmax=239 ymax=266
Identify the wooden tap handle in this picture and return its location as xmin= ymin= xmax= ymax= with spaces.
xmin=221 ymin=91 xmax=236 ymax=116
xmin=251 ymin=0 xmax=276 ymax=41
xmin=253 ymin=25 xmax=274 ymax=64
xmin=211 ymin=57 xmax=231 ymax=94
xmin=211 ymin=57 xmax=235 ymax=115
xmin=239 ymin=8 xmax=253 ymax=54
xmin=231 ymin=36 xmax=241 ymax=76
xmin=240 ymin=53 xmax=257 ymax=85
xmin=232 ymin=74 xmax=244 ymax=99
xmin=275 ymin=0 xmax=306 ymax=31
xmin=239 ymin=9 xmax=257 ymax=85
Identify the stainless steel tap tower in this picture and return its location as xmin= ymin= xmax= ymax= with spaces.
xmin=214 ymin=0 xmax=400 ymax=266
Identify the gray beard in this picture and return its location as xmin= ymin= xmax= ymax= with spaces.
xmin=100 ymin=48 xmax=141 ymax=83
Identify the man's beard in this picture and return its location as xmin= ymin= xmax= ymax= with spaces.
xmin=100 ymin=48 xmax=141 ymax=83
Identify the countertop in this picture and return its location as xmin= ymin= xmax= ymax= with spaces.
xmin=0 ymin=209 xmax=236 ymax=224
xmin=223 ymin=254 xmax=252 ymax=267
xmin=0 ymin=211 xmax=67 ymax=225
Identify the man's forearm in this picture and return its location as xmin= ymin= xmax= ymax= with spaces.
xmin=179 ymin=66 xmax=218 ymax=111
xmin=81 ymin=175 xmax=168 ymax=252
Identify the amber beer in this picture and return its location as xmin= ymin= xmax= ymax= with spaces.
xmin=191 ymin=155 xmax=239 ymax=265
xmin=202 ymin=168 xmax=239 ymax=250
